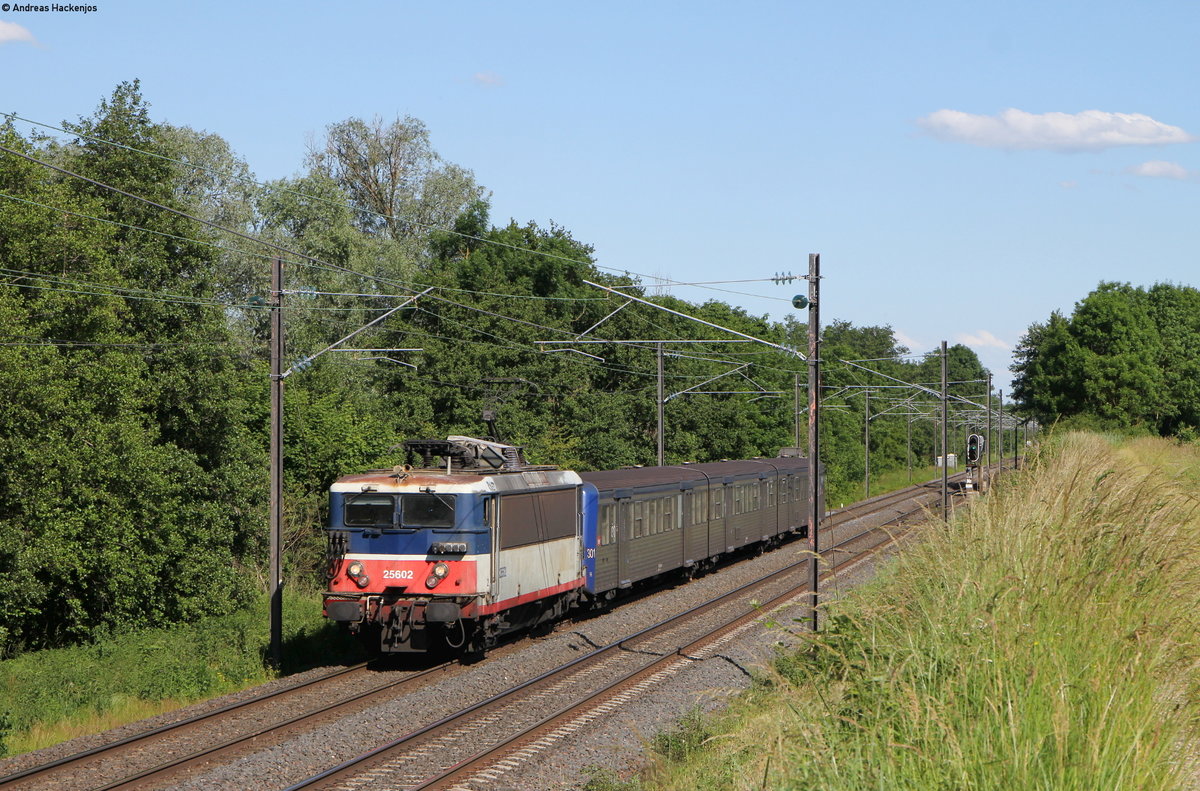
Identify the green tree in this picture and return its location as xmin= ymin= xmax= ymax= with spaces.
xmin=0 ymin=84 xmax=260 ymax=653
xmin=1011 ymin=281 xmax=1197 ymax=435
xmin=310 ymin=116 xmax=489 ymax=266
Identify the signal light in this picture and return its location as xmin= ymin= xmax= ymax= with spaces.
xmin=966 ymin=434 xmax=983 ymax=464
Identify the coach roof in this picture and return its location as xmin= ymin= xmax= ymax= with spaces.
xmin=580 ymin=457 xmax=809 ymax=492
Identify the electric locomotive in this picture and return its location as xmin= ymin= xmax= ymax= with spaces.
xmin=323 ymin=436 xmax=588 ymax=653
xmin=323 ymin=436 xmax=819 ymax=654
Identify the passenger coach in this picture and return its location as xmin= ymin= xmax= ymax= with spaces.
xmin=579 ymin=458 xmax=815 ymax=599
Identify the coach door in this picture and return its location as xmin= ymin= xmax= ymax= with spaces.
xmin=615 ymin=490 xmax=633 ymax=588
xmin=710 ymin=478 xmax=732 ymax=556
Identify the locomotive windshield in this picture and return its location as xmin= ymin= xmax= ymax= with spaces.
xmin=400 ymin=494 xmax=455 ymax=528
xmin=344 ymin=494 xmax=395 ymax=526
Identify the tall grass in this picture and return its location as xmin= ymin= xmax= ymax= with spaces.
xmin=0 ymin=589 xmax=363 ymax=757
xmin=640 ymin=433 xmax=1200 ymax=790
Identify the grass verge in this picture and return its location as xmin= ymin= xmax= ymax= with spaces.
xmin=631 ymin=433 xmax=1200 ymax=790
xmin=0 ymin=588 xmax=364 ymax=758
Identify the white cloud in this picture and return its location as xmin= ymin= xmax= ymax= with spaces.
xmin=1128 ymin=160 xmax=1199 ymax=181
xmin=472 ymin=71 xmax=504 ymax=88
xmin=957 ymin=330 xmax=1011 ymax=351
xmin=893 ymin=329 xmax=922 ymax=353
xmin=0 ymin=21 xmax=36 ymax=45
xmin=917 ymin=108 xmax=1194 ymax=151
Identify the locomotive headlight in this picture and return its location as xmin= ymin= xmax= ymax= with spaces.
xmin=347 ymin=561 xmax=364 ymax=578
xmin=355 ymin=574 xmax=370 ymax=589
xmin=426 ymin=562 xmax=451 ymax=589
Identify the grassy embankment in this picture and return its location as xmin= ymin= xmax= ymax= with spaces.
xmin=0 ymin=589 xmax=364 ymax=758
xmin=601 ymin=433 xmax=1200 ymax=790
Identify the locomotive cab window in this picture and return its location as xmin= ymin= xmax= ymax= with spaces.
xmin=400 ymin=494 xmax=456 ymax=528
xmin=344 ymin=494 xmax=395 ymax=526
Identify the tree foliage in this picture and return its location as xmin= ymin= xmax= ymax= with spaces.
xmin=1011 ymin=281 xmax=1200 ymax=435
xmin=309 ymin=115 xmax=489 ymax=265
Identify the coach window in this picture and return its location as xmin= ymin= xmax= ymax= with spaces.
xmin=670 ymin=494 xmax=682 ymax=530
xmin=733 ymin=485 xmax=744 ymax=516
xmin=633 ymin=501 xmax=645 ymax=539
xmin=691 ymin=491 xmax=708 ymax=525
xmin=767 ymin=480 xmax=775 ymax=508
xmin=599 ymin=503 xmax=617 ymax=546
xmin=780 ymin=477 xmax=789 ymax=504
xmin=712 ymin=488 xmax=724 ymax=519
xmin=749 ymin=483 xmax=761 ymax=512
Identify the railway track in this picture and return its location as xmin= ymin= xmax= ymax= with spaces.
xmin=282 ymin=472 xmax=976 ymax=791
xmin=0 ymin=660 xmax=463 ymax=791
xmin=0 ymin=468 xmax=988 ymax=791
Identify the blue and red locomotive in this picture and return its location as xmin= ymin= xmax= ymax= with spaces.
xmin=323 ymin=436 xmax=819 ymax=653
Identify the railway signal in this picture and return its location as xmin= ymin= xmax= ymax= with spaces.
xmin=963 ymin=433 xmax=985 ymax=494
xmin=966 ymin=433 xmax=984 ymax=464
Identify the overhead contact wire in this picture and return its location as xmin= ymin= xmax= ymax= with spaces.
xmin=6 ymin=113 xmax=791 ymax=304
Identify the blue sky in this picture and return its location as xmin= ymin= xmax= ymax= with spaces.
xmin=2 ymin=1 xmax=1197 ymax=396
